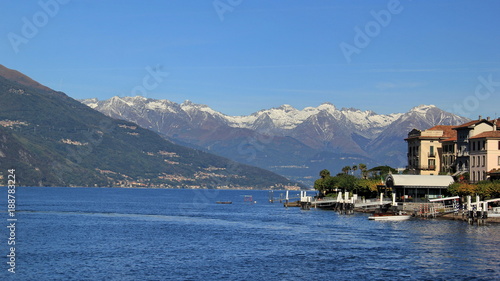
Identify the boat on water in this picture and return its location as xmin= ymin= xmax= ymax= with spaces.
xmin=216 ymin=201 xmax=232 ymax=204
xmin=368 ymin=211 xmax=412 ymax=221
xmin=368 ymin=203 xmax=411 ymax=221
xmin=488 ymin=207 xmax=500 ymax=218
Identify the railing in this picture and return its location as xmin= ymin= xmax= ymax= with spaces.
xmin=418 ymin=165 xmax=436 ymax=170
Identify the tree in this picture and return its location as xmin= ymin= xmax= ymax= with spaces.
xmin=341 ymin=166 xmax=351 ymax=175
xmin=352 ymin=165 xmax=358 ymax=176
xmin=359 ymin=163 xmax=367 ymax=179
xmin=369 ymin=165 xmax=397 ymax=179
xmin=319 ymin=169 xmax=330 ymax=179
xmin=358 ymin=179 xmax=380 ymax=198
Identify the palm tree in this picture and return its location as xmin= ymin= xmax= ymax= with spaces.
xmin=359 ymin=163 xmax=367 ymax=179
xmin=352 ymin=165 xmax=358 ymax=176
xmin=342 ymin=166 xmax=351 ymax=174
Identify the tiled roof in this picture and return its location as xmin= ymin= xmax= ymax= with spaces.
xmin=441 ymin=136 xmax=457 ymax=142
xmin=470 ymin=130 xmax=500 ymax=139
xmin=453 ymin=119 xmax=481 ymax=129
xmin=454 ymin=118 xmax=500 ymax=129
xmin=406 ymin=125 xmax=457 ymax=141
xmin=427 ymin=125 xmax=457 ymax=138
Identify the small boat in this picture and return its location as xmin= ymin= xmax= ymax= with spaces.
xmin=368 ymin=212 xmax=412 ymax=221
xmin=488 ymin=207 xmax=500 ymax=218
xmin=368 ymin=204 xmax=411 ymax=221
xmin=216 ymin=201 xmax=232 ymax=204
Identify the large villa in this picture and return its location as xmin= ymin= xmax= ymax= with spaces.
xmin=405 ymin=116 xmax=500 ymax=183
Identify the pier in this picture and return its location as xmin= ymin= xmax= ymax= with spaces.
xmin=270 ymin=190 xmax=500 ymax=223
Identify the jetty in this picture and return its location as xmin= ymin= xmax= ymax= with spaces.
xmin=271 ymin=190 xmax=500 ymax=223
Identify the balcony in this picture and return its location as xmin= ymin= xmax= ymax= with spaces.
xmin=428 ymin=152 xmax=436 ymax=158
xmin=418 ymin=165 xmax=436 ymax=171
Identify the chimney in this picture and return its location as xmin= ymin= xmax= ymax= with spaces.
xmin=479 ymin=115 xmax=482 ymax=120
xmin=494 ymin=119 xmax=497 ymax=131
xmin=487 ymin=116 xmax=490 ymax=121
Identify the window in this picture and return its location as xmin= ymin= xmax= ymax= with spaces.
xmin=498 ymin=141 xmax=500 ymax=150
xmin=498 ymin=156 xmax=500 ymax=165
xmin=482 ymin=155 xmax=485 ymax=167
xmin=472 ymin=142 xmax=476 ymax=151
xmin=429 ymin=146 xmax=435 ymax=157
xmin=428 ymin=159 xmax=435 ymax=170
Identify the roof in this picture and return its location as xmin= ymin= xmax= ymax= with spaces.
xmin=470 ymin=130 xmax=500 ymax=139
xmin=453 ymin=119 xmax=480 ymax=129
xmin=453 ymin=118 xmax=500 ymax=130
xmin=385 ymin=174 xmax=454 ymax=188
xmin=427 ymin=125 xmax=456 ymax=138
xmin=405 ymin=125 xmax=457 ymax=141
xmin=441 ymin=136 xmax=457 ymax=142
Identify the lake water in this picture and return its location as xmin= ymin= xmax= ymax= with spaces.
xmin=0 ymin=187 xmax=499 ymax=280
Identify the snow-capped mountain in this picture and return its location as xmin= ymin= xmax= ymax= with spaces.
xmin=81 ymin=96 xmax=470 ymax=186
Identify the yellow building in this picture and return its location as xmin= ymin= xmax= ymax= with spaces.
xmin=405 ymin=125 xmax=456 ymax=175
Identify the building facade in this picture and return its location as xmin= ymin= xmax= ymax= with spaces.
xmin=406 ymin=117 xmax=500 ymax=182
xmin=405 ymin=125 xmax=456 ymax=175
xmin=469 ymin=128 xmax=500 ymax=183
xmin=453 ymin=118 xmax=496 ymax=175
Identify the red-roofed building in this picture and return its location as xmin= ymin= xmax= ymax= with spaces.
xmin=406 ymin=117 xmax=500 ymax=180
xmin=405 ymin=125 xmax=456 ymax=175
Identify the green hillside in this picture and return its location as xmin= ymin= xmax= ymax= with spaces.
xmin=0 ymin=65 xmax=299 ymax=189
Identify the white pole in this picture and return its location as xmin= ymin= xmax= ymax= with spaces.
xmin=476 ymin=195 xmax=481 ymax=211
xmin=380 ymin=193 xmax=383 ymax=205
xmin=345 ymin=191 xmax=349 ymax=204
xmin=467 ymin=195 xmax=471 ymax=211
xmin=392 ymin=193 xmax=396 ymax=206
xmin=286 ymin=190 xmax=289 ymax=201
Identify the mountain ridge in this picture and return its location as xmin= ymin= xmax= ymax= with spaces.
xmin=82 ymin=96 xmax=470 ymax=186
xmin=0 ymin=64 xmax=298 ymax=189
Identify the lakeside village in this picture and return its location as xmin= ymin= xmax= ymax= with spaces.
xmin=280 ymin=116 xmax=500 ymax=223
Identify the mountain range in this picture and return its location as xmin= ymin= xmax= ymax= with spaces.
xmin=0 ymin=64 xmax=296 ymax=189
xmin=81 ymin=96 xmax=470 ymax=186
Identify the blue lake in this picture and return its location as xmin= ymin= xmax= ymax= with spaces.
xmin=0 ymin=187 xmax=499 ymax=280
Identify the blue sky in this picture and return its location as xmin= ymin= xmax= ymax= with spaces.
xmin=2 ymin=0 xmax=500 ymax=118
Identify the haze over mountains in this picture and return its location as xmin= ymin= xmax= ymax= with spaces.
xmin=82 ymin=96 xmax=470 ymax=186
xmin=0 ymin=64 xmax=295 ymax=188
